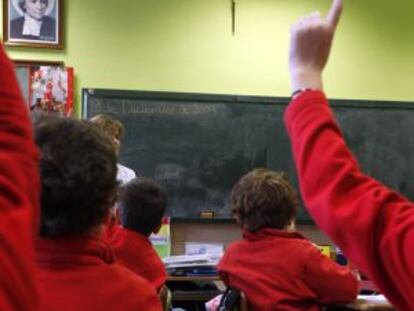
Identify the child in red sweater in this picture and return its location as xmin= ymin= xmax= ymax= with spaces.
xmin=105 ymin=177 xmax=167 ymax=292
xmin=286 ymin=1 xmax=414 ymax=309
xmin=218 ymin=169 xmax=358 ymax=311
xmin=34 ymin=118 xmax=161 ymax=311
xmin=0 ymin=42 xmax=40 ymax=311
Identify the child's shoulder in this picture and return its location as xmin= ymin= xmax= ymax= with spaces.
xmin=277 ymin=231 xmax=319 ymax=248
xmin=293 ymin=238 xmax=322 ymax=253
xmin=224 ymin=239 xmax=244 ymax=253
xmin=263 ymin=230 xmax=322 ymax=258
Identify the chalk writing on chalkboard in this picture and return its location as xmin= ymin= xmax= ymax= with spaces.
xmin=83 ymin=89 xmax=414 ymax=222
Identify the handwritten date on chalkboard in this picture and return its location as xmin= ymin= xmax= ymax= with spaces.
xmin=83 ymin=89 xmax=414 ymax=222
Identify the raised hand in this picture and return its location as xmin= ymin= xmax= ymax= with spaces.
xmin=289 ymin=0 xmax=343 ymax=92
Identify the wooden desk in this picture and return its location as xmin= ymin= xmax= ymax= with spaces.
xmin=167 ymin=275 xmax=223 ymax=302
xmin=167 ymin=276 xmax=395 ymax=310
xmin=168 ymin=275 xmax=220 ymax=282
xmin=359 ymin=280 xmax=379 ymax=293
xmin=327 ymin=297 xmax=395 ymax=310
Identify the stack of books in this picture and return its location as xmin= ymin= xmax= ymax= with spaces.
xmin=163 ymin=254 xmax=218 ymax=276
xmin=150 ymin=217 xmax=171 ymax=259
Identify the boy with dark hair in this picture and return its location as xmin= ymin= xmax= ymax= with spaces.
xmin=218 ymin=169 xmax=358 ymax=311
xmin=105 ymin=177 xmax=168 ymax=291
xmin=35 ymin=117 xmax=161 ymax=311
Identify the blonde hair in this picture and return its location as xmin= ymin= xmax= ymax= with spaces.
xmin=90 ymin=114 xmax=124 ymax=140
xmin=90 ymin=114 xmax=125 ymax=154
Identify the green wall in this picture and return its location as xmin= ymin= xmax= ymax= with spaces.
xmin=2 ymin=0 xmax=414 ymax=117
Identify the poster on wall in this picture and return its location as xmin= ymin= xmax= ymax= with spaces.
xmin=3 ymin=0 xmax=63 ymax=49
xmin=15 ymin=64 xmax=74 ymax=117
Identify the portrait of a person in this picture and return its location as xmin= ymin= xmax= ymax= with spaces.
xmin=9 ymin=0 xmax=57 ymax=43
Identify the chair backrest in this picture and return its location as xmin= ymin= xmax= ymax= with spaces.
xmin=159 ymin=285 xmax=172 ymax=311
xmin=218 ymin=287 xmax=249 ymax=311
xmin=238 ymin=291 xmax=248 ymax=311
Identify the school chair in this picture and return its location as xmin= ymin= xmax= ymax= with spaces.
xmin=159 ymin=285 xmax=172 ymax=311
xmin=218 ymin=287 xmax=249 ymax=311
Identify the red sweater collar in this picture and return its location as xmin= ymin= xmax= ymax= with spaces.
xmin=36 ymin=236 xmax=115 ymax=266
xmin=123 ymin=227 xmax=152 ymax=245
xmin=106 ymin=224 xmax=152 ymax=246
xmin=242 ymin=228 xmax=306 ymax=241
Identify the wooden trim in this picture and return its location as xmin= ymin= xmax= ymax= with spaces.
xmin=13 ymin=59 xmax=64 ymax=67
xmin=3 ymin=0 xmax=64 ymax=49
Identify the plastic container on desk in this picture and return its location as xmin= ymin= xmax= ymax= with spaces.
xmin=335 ymin=246 xmax=348 ymax=266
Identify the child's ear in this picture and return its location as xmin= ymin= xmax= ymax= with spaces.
xmin=286 ymin=219 xmax=296 ymax=231
xmin=152 ymin=222 xmax=162 ymax=234
xmin=235 ymin=215 xmax=243 ymax=226
xmin=114 ymin=207 xmax=121 ymax=223
xmin=104 ymin=206 xmax=120 ymax=226
xmin=103 ymin=208 xmax=112 ymax=224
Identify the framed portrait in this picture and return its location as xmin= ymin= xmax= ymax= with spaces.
xmin=3 ymin=0 xmax=63 ymax=49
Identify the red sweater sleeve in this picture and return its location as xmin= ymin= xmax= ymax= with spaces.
xmin=302 ymin=246 xmax=358 ymax=304
xmin=284 ymin=90 xmax=414 ymax=311
xmin=0 ymin=45 xmax=40 ymax=310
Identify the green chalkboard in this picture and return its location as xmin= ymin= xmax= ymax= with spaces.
xmin=83 ymin=89 xmax=414 ymax=223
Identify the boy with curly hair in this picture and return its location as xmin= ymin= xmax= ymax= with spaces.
xmin=218 ymin=169 xmax=358 ymax=311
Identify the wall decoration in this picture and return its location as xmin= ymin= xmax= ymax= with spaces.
xmin=3 ymin=0 xmax=63 ymax=49
xmin=14 ymin=61 xmax=74 ymax=116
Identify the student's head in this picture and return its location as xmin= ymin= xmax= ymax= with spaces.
xmin=35 ymin=116 xmax=117 ymax=237
xmin=90 ymin=114 xmax=124 ymax=155
xmin=19 ymin=0 xmax=48 ymax=20
xmin=231 ymin=169 xmax=298 ymax=232
xmin=118 ymin=178 xmax=167 ymax=236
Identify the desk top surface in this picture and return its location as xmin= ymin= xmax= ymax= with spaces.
xmin=167 ymin=275 xmax=395 ymax=310
xmin=343 ymin=296 xmax=394 ymax=311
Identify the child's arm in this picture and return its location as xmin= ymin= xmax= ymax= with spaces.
xmin=0 ymin=44 xmax=40 ymax=310
xmin=285 ymin=89 xmax=414 ymax=310
xmin=302 ymin=246 xmax=358 ymax=304
xmin=286 ymin=0 xmax=414 ymax=309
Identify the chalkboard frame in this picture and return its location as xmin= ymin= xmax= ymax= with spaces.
xmin=83 ymin=88 xmax=414 ymax=224
xmin=83 ymin=88 xmax=414 ymax=116
xmin=83 ymin=88 xmax=286 ymax=115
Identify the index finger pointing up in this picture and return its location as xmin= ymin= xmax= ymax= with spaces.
xmin=327 ymin=0 xmax=343 ymax=29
